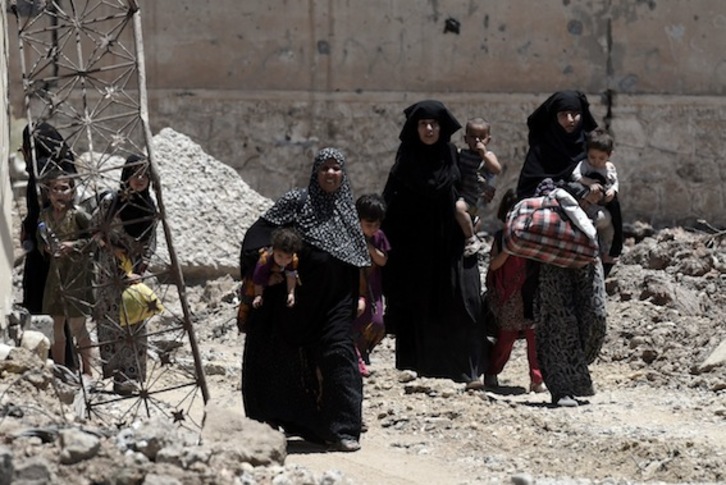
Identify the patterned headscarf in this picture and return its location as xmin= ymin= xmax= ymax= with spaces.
xmin=263 ymin=147 xmax=370 ymax=267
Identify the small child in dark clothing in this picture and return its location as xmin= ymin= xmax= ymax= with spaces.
xmin=353 ymin=194 xmax=391 ymax=376
xmin=252 ymin=227 xmax=302 ymax=308
xmin=237 ymin=227 xmax=302 ymax=330
xmin=455 ymin=118 xmax=502 ymax=257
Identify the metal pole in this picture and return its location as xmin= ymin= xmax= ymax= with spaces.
xmin=130 ymin=2 xmax=209 ymax=404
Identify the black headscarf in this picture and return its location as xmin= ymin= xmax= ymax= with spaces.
xmin=263 ymin=147 xmax=370 ymax=268
xmin=22 ymin=122 xmax=76 ymax=177
xmin=113 ymin=154 xmax=157 ymax=242
xmin=516 ymin=90 xmax=598 ymax=199
xmin=384 ymin=100 xmax=462 ymax=201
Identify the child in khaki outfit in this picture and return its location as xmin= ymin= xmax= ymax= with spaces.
xmin=38 ymin=173 xmax=94 ymax=379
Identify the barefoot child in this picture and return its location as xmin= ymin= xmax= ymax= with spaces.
xmin=352 ymin=194 xmax=391 ymax=376
xmin=38 ymin=171 xmax=94 ymax=378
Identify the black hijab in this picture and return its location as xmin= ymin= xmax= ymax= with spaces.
xmin=114 ymin=154 xmax=157 ymax=241
xmin=263 ymin=147 xmax=370 ymax=268
xmin=384 ymin=100 xmax=462 ymax=201
xmin=22 ymin=121 xmax=76 ymax=177
xmin=516 ymin=90 xmax=598 ymax=199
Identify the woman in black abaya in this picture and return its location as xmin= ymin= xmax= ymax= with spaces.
xmin=241 ymin=147 xmax=369 ymax=452
xmin=381 ymin=100 xmax=486 ymax=385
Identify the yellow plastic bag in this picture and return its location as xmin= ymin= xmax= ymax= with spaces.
xmin=118 ymin=253 xmax=164 ymax=326
xmin=121 ymin=282 xmax=164 ymax=326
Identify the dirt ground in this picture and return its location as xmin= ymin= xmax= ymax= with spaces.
xmin=4 ymin=199 xmax=726 ymax=483
xmin=182 ymin=226 xmax=726 ymax=484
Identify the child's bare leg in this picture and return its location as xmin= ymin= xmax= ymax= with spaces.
xmin=69 ymin=317 xmax=93 ymax=376
xmin=455 ymin=199 xmax=475 ymax=239
xmin=51 ymin=316 xmax=67 ymax=366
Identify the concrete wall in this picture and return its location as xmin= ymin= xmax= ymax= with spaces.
xmin=1 ymin=0 xmax=14 ymax=317
xmin=6 ymin=0 xmax=726 ymax=227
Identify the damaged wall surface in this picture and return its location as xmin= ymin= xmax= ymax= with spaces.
xmin=1 ymin=0 xmax=14 ymax=317
xmin=7 ymin=0 xmax=726 ymax=227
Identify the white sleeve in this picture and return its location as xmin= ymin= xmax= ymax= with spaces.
xmin=571 ymin=161 xmax=584 ymax=182
xmin=607 ymin=162 xmax=618 ymax=193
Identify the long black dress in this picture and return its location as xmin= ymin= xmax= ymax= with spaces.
xmin=242 ymin=242 xmax=362 ymax=442
xmin=241 ymin=147 xmax=369 ymax=445
xmin=381 ymin=100 xmax=486 ymax=383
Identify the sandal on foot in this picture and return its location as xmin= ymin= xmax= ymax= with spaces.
xmin=329 ymin=437 xmax=361 ymax=452
xmin=555 ymin=395 xmax=578 ymax=407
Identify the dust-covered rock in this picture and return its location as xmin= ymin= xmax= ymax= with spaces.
xmin=152 ymin=128 xmax=273 ymax=280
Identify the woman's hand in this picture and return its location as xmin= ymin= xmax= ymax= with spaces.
xmin=357 ymin=297 xmax=366 ymax=317
xmin=603 ymin=188 xmax=616 ymax=203
xmin=480 ymin=183 xmax=496 ymax=203
xmin=584 ymin=186 xmax=603 ymax=204
xmin=253 ymin=295 xmax=263 ymax=308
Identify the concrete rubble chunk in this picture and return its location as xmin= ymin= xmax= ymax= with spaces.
xmin=19 ymin=330 xmax=50 ymax=361
xmin=59 ymin=429 xmax=101 ymax=465
xmin=151 ymin=128 xmax=273 ymax=280
xmin=202 ymin=401 xmax=286 ymax=468
xmin=698 ymin=339 xmax=726 ymax=373
xmin=12 ymin=457 xmax=54 ymax=483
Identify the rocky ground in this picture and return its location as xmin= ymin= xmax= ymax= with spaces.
xmin=2 ymin=130 xmax=725 ymax=484
xmin=185 ymin=226 xmax=726 ymax=485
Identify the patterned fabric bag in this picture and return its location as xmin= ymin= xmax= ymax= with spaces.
xmin=504 ymin=192 xmax=598 ymax=268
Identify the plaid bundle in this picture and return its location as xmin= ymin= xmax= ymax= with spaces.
xmin=504 ymin=194 xmax=598 ymax=268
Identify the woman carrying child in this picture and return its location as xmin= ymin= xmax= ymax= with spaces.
xmin=241 ymin=147 xmax=369 ymax=452
xmin=381 ymin=100 xmax=486 ymax=386
xmin=516 ymin=90 xmax=607 ymax=407
xmin=20 ymin=122 xmax=77 ymax=315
